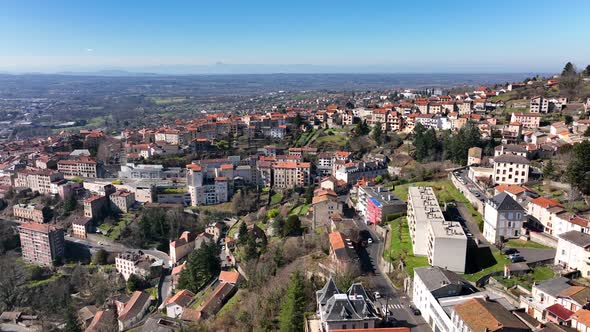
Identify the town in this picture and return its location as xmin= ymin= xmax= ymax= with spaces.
xmin=1 ymin=63 xmax=590 ymax=332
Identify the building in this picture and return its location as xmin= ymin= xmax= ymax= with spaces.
xmin=328 ymin=231 xmax=360 ymax=275
xmin=312 ymin=190 xmax=343 ymax=229
xmin=511 ymin=113 xmax=541 ymax=129
xmin=18 ymin=223 xmax=64 ymax=266
xmin=316 ymin=277 xmax=379 ymax=331
xmin=182 ymin=281 xmax=237 ymax=321
xmin=272 ymin=161 xmax=311 ymax=189
xmin=165 ymin=289 xmax=195 ymax=319
xmin=467 ymin=147 xmax=483 ymax=166
xmin=57 ymin=157 xmax=99 ymax=178
xmin=204 ymin=222 xmax=224 ymax=242
xmin=117 ymin=291 xmax=151 ymax=331
xmin=360 ymin=186 xmax=405 ymax=225
xmin=407 ymin=187 xmax=467 ymax=273
xmin=333 ymin=160 xmax=388 ymax=185
xmin=530 ymin=96 xmax=550 ymax=113
xmin=483 ymin=193 xmax=525 ymax=244
xmin=84 ymin=195 xmax=108 ymax=219
xmin=493 ymin=154 xmax=530 ymax=185
xmin=527 ymin=197 xmax=563 ymax=235
xmin=186 ymin=163 xmax=230 ymax=206
xmin=14 ymin=169 xmax=64 ymax=195
xmin=13 ymin=204 xmax=47 ymax=223
xmin=169 ymin=231 xmax=213 ymax=264
xmin=109 ymin=189 xmax=135 ymax=214
xmin=413 ymin=266 xmax=478 ymax=332
xmin=115 ymin=252 xmax=158 ymax=281
xmin=555 ymin=231 xmax=590 ymax=278
xmin=451 ymin=297 xmax=530 ymax=332
xmin=72 ymin=217 xmax=92 ymax=239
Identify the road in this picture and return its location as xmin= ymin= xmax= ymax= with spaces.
xmin=353 ymin=217 xmax=430 ymax=331
xmin=453 ymin=168 xmax=487 ymax=202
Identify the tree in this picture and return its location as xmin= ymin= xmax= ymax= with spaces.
xmin=278 ymin=271 xmax=305 ymax=332
xmin=283 ymin=215 xmax=301 ymax=237
xmin=562 ymin=62 xmax=577 ymax=76
xmin=177 ymin=241 xmax=220 ymax=293
xmin=244 ymin=235 xmax=259 ymax=261
xmin=64 ymin=305 xmax=83 ymax=332
xmin=565 ymin=115 xmax=574 ymax=125
xmin=585 ymin=64 xmax=590 ymax=77
xmin=543 ymin=160 xmax=556 ymax=180
xmin=293 ymin=113 xmax=303 ymax=128
xmin=238 ymin=222 xmax=249 ymax=244
xmin=231 ymin=189 xmax=245 ymax=215
xmin=126 ymin=274 xmax=144 ymax=292
xmin=63 ymin=195 xmax=77 ymax=213
xmin=584 ymin=126 xmax=590 ymax=137
xmin=92 ymin=249 xmax=108 ymax=265
xmin=354 ymin=120 xmax=370 ymax=136
xmin=372 ymin=122 xmax=383 ymax=145
xmin=566 ymin=141 xmax=590 ymax=195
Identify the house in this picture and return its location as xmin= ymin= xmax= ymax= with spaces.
xmin=511 ymin=113 xmax=541 ymax=129
xmin=451 ymin=297 xmax=530 ymax=332
xmin=109 ymin=189 xmax=135 ymax=214
xmin=85 ymin=309 xmax=116 ymax=332
xmin=312 ymin=190 xmax=343 ymax=230
xmin=555 ymin=231 xmax=590 ymax=278
xmin=84 ymin=195 xmax=107 ymax=220
xmin=171 ymin=262 xmax=186 ymax=290
xmin=117 ymin=291 xmax=151 ymax=331
xmin=205 ymin=222 xmax=224 ymax=242
xmin=315 ymin=277 xmax=379 ymax=331
xmin=493 ymin=154 xmax=530 ymax=185
xmin=165 ymin=289 xmax=195 ymax=319
xmin=527 ymin=197 xmax=563 ymax=235
xmin=467 ymin=147 xmax=483 ymax=166
xmin=494 ymin=184 xmax=537 ymax=203
xmin=218 ymin=271 xmax=241 ymax=285
xmin=13 ymin=204 xmax=47 ymax=223
xmin=169 ymin=231 xmax=213 ymax=264
xmin=530 ymin=96 xmax=549 ymax=113
xmin=72 ymin=217 xmax=92 ymax=239
xmin=483 ymin=193 xmax=525 ymax=244
xmin=329 ymin=231 xmax=360 ymax=275
xmin=572 ymin=309 xmax=590 ymax=332
xmin=182 ymin=281 xmax=237 ymax=321
xmin=78 ymin=305 xmax=98 ymax=329
xmin=115 ymin=251 xmax=159 ymax=281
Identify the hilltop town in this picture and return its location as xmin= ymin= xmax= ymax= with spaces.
xmin=1 ymin=64 xmax=590 ymax=332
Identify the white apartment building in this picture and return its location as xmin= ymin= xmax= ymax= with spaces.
xmin=407 ymin=187 xmax=467 ymax=273
xmin=483 ymin=193 xmax=525 ymax=244
xmin=115 ymin=252 xmax=156 ymax=281
xmin=555 ymin=231 xmax=590 ymax=278
xmin=530 ymin=96 xmax=549 ymax=113
xmin=493 ymin=154 xmax=530 ymax=185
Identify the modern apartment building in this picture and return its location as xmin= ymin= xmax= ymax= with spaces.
xmin=18 ymin=222 xmax=64 ymax=266
xmin=530 ymin=96 xmax=549 ymax=113
xmin=356 ymin=186 xmax=405 ymax=225
xmin=186 ymin=163 xmax=230 ymax=206
xmin=407 ymin=186 xmax=467 ymax=273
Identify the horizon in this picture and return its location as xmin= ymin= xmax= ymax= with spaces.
xmin=1 ymin=0 xmax=589 ymax=74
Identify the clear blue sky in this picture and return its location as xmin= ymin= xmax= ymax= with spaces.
xmin=1 ymin=0 xmax=589 ymax=73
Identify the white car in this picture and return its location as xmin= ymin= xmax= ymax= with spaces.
xmin=374 ymin=291 xmax=381 ymax=299
xmin=367 ymin=238 xmax=373 ymax=244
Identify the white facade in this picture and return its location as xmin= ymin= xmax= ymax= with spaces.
xmin=555 ymin=231 xmax=590 ymax=278
xmin=483 ymin=194 xmax=525 ymax=244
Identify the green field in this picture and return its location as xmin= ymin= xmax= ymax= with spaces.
xmin=290 ymin=204 xmax=310 ymax=216
xmin=386 ymin=217 xmax=429 ymax=273
xmin=270 ymin=193 xmax=283 ymax=206
xmin=505 ymin=239 xmax=552 ymax=249
xmin=149 ymin=97 xmax=189 ymax=105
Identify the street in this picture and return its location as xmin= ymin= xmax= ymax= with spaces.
xmin=353 ymin=217 xmax=430 ymax=331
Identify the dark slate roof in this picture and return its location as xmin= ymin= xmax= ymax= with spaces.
xmin=535 ymin=277 xmax=571 ymax=297
xmin=347 ymin=283 xmax=370 ymax=299
xmin=414 ymin=266 xmax=470 ymax=292
xmin=489 ymin=193 xmax=524 ymax=212
xmin=559 ymin=231 xmax=590 ymax=248
xmin=316 ymin=277 xmax=340 ymax=306
xmin=494 ymin=154 xmax=530 ymax=164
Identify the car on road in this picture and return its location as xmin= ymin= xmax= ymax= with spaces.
xmin=374 ymin=291 xmax=381 ymax=299
xmin=503 ymin=248 xmax=519 ymax=255
xmin=509 ymin=254 xmax=525 ymax=263
xmin=367 ymin=238 xmax=373 ymax=244
xmin=410 ymin=304 xmax=421 ymax=316
xmin=474 ymin=192 xmax=481 ymax=197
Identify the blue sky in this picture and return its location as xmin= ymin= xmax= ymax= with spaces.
xmin=0 ymin=0 xmax=589 ymax=73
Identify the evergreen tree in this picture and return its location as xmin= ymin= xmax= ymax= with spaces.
xmin=585 ymin=64 xmax=590 ymax=77
xmin=244 ymin=235 xmax=259 ymax=261
xmin=238 ymin=221 xmax=249 ymax=244
xmin=279 ymin=271 xmax=306 ymax=332
xmin=64 ymin=305 xmax=82 ymax=332
xmin=372 ymin=122 xmax=383 ymax=145
xmin=566 ymin=141 xmax=590 ymax=195
xmin=584 ymin=126 xmax=590 ymax=137
xmin=562 ymin=62 xmax=577 ymax=76
xmin=126 ymin=273 xmax=144 ymax=292
xmin=283 ymin=215 xmax=301 ymax=237
xmin=177 ymin=241 xmax=221 ymax=292
xmin=354 ymin=120 xmax=370 ymax=136
xmin=543 ymin=160 xmax=556 ymax=180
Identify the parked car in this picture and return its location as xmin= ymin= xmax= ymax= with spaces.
xmin=510 ymin=255 xmax=525 ymax=263
xmin=503 ymin=248 xmax=519 ymax=255
xmin=410 ymin=305 xmax=421 ymax=316
xmin=367 ymin=238 xmax=373 ymax=244
xmin=374 ymin=291 xmax=381 ymax=299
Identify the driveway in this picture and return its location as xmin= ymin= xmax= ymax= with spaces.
xmin=505 ymin=247 xmax=556 ymax=264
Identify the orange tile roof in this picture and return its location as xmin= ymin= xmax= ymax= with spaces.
xmin=186 ymin=164 xmax=202 ymax=171
xmin=272 ymin=161 xmax=311 ymax=169
xmin=574 ymin=309 xmax=590 ymax=327
xmin=531 ymin=197 xmax=562 ymax=208
xmin=219 ymin=271 xmax=240 ymax=284
xmin=329 ymin=231 xmax=346 ymax=250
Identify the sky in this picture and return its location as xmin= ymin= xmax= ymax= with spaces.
xmin=0 ymin=0 xmax=589 ymax=74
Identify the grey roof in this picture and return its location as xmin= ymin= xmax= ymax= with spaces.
xmin=347 ymin=283 xmax=369 ymax=299
xmin=506 ymin=262 xmax=530 ymax=272
xmin=414 ymin=266 xmax=469 ymax=292
xmin=489 ymin=193 xmax=524 ymax=212
xmin=494 ymin=154 xmax=530 ymax=164
xmin=316 ymin=277 xmax=340 ymax=306
xmin=559 ymin=230 xmax=590 ymax=248
xmin=535 ymin=277 xmax=571 ymax=297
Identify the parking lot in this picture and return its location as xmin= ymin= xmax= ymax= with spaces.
xmin=453 ymin=168 xmax=487 ymax=203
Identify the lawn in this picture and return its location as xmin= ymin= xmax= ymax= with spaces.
xmin=392 ymin=179 xmax=483 ymax=229
xmin=315 ymin=134 xmax=348 ymax=147
xmin=464 ymin=250 xmax=510 ymax=282
xmin=197 ymin=202 xmax=233 ymax=214
xmin=270 ymin=193 xmax=283 ymax=206
xmin=23 ymin=274 xmax=63 ymax=288
xmin=495 ymin=265 xmax=554 ymax=290
xmin=290 ymin=204 xmax=310 ymax=216
xmin=385 ymin=217 xmax=429 ymax=273
xmin=505 ymin=239 xmax=552 ymax=249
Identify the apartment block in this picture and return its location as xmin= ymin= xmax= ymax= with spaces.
xmin=14 ymin=168 xmax=64 ymax=195
xmin=483 ymin=193 xmax=525 ymax=244
xmin=530 ymin=96 xmax=549 ymax=113
xmin=493 ymin=154 xmax=530 ymax=185
xmin=271 ymin=161 xmax=311 ymax=189
xmin=511 ymin=112 xmax=541 ymax=129
xmin=13 ymin=204 xmax=47 ymax=223
xmin=115 ymin=252 xmax=157 ymax=281
xmin=186 ymin=163 xmax=230 ymax=206
xmin=356 ymin=186 xmax=405 ymax=225
xmin=407 ymin=186 xmax=467 ymax=273
xmin=57 ymin=156 xmax=99 ymax=178
xmin=555 ymin=231 xmax=590 ymax=278
xmin=18 ymin=222 xmax=64 ymax=266
xmin=109 ymin=189 xmax=135 ymax=214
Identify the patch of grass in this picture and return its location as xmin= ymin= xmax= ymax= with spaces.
xmin=228 ymin=221 xmax=242 ymax=238
xmin=385 ymin=217 xmax=429 ymax=273
xmin=270 ymin=193 xmax=283 ymax=206
xmin=191 ymin=285 xmax=214 ymax=309
xmin=159 ymin=188 xmax=187 ymax=194
xmin=315 ymin=134 xmax=348 ymax=147
xmin=505 ymin=239 xmax=552 ymax=249
xmin=290 ymin=204 xmax=310 ymax=216
xmin=217 ymin=289 xmax=244 ymax=318
xmin=496 ymin=265 xmax=554 ymax=290
xmin=197 ymin=202 xmax=233 ymax=214
xmin=464 ymin=250 xmax=510 ymax=282
xmin=23 ymin=273 xmax=62 ymax=288
xmin=145 ymin=287 xmax=158 ymax=299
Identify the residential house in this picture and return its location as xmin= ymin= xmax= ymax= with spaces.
xmin=109 ymin=189 xmax=135 ymax=214
xmin=555 ymin=231 xmax=590 ymax=278
xmin=115 ymin=252 xmax=158 ymax=281
xmin=117 ymin=291 xmax=151 ymax=331
xmin=493 ymin=154 xmax=530 ymax=185
xmin=451 ymin=297 xmax=530 ymax=332
xmin=169 ymin=231 xmax=213 ymax=264
xmin=165 ymin=289 xmax=195 ymax=319
xmin=329 ymin=231 xmax=360 ymax=275
xmin=72 ymin=217 xmax=92 ymax=239
xmin=312 ymin=190 xmax=343 ymax=230
xmin=483 ymin=193 xmax=525 ymax=244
